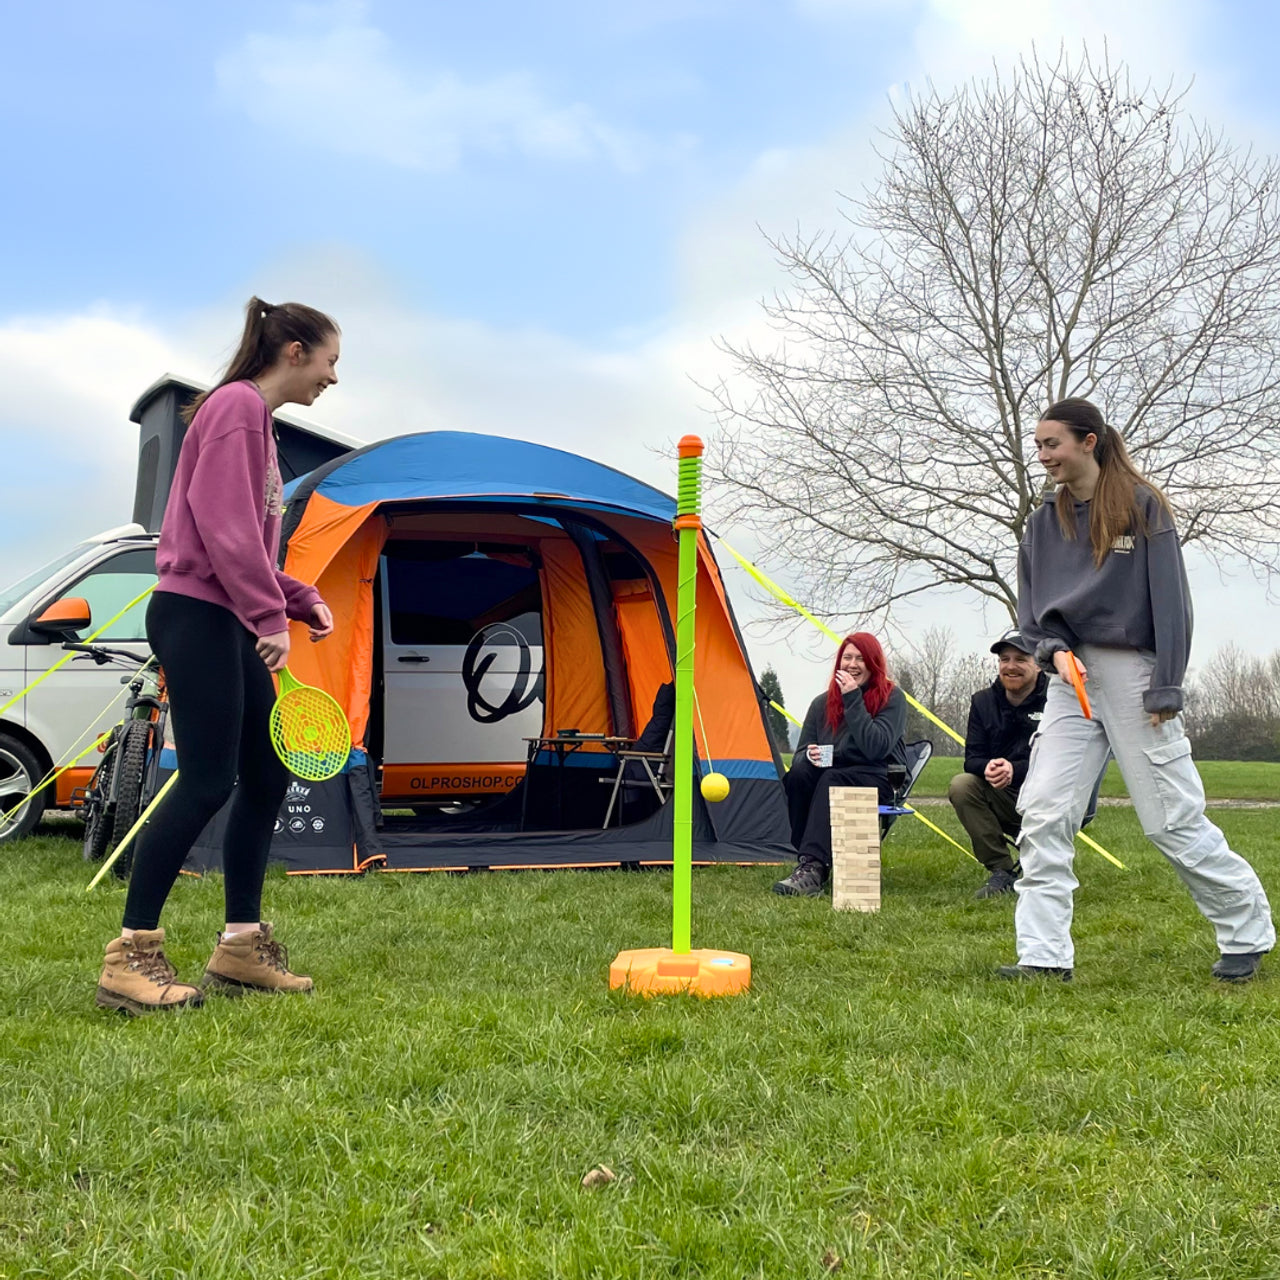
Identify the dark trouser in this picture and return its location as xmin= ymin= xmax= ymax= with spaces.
xmin=121 ymin=593 xmax=288 ymax=931
xmin=783 ymin=757 xmax=892 ymax=868
xmin=947 ymin=771 xmax=1021 ymax=872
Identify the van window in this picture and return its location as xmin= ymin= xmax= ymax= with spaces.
xmin=0 ymin=544 xmax=95 ymax=618
xmin=59 ymin=548 xmax=158 ymax=641
xmin=385 ymin=551 xmax=542 ymax=647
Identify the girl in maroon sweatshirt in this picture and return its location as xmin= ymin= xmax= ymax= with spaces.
xmin=96 ymin=298 xmax=340 ymax=1016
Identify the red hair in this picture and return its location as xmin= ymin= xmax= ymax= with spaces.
xmin=826 ymin=631 xmax=894 ymax=731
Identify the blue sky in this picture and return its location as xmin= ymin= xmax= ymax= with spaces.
xmin=0 ymin=0 xmax=914 ymax=337
xmin=3 ymin=0 xmax=1279 ymax=701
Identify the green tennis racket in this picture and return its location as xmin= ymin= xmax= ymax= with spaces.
xmin=270 ymin=667 xmax=349 ymax=781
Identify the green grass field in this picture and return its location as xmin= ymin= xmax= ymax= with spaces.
xmin=780 ymin=756 xmax=1280 ymax=801
xmin=910 ymin=758 xmax=1280 ymax=800
xmin=4 ymin=796 xmax=1280 ymax=1278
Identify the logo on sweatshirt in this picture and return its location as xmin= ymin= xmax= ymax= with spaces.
xmin=1111 ymin=534 xmax=1135 ymax=554
xmin=264 ymin=457 xmax=284 ymax=518
xmin=1028 ymin=712 xmax=1043 ymax=721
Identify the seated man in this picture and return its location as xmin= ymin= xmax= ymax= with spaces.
xmin=948 ymin=628 xmax=1046 ymax=899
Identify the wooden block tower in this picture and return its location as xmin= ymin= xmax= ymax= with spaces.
xmin=830 ymin=786 xmax=881 ymax=912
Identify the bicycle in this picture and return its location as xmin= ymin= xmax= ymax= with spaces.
xmin=68 ymin=643 xmax=169 ymax=879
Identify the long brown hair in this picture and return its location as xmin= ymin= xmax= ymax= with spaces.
xmin=826 ymin=631 xmax=894 ymax=730
xmin=183 ymin=296 xmax=339 ymax=424
xmin=1041 ymin=398 xmax=1173 ymax=567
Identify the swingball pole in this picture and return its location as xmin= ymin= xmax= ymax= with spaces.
xmin=608 ymin=435 xmax=750 ymax=997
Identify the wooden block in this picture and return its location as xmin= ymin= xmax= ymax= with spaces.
xmin=829 ymin=786 xmax=881 ymax=913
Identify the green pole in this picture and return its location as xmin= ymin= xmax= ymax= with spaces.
xmin=672 ymin=435 xmax=703 ymax=955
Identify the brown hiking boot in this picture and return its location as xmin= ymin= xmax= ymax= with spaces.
xmin=203 ymin=923 xmax=313 ymax=996
xmin=96 ymin=929 xmax=205 ymax=1016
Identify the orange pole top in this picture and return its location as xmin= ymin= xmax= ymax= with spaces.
xmin=678 ymin=435 xmax=704 ymax=459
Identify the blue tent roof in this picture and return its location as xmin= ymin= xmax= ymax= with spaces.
xmin=285 ymin=431 xmax=677 ymax=522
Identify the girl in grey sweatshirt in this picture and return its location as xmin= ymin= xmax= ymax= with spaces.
xmin=1004 ymin=397 xmax=1273 ymax=984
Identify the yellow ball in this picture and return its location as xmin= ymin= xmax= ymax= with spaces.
xmin=700 ymin=772 xmax=730 ymax=803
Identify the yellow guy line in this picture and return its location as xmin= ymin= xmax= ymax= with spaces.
xmin=87 ymin=772 xmax=179 ymax=891
xmin=719 ymin=537 xmax=1126 ymax=870
xmin=0 ymin=583 xmax=158 ymax=721
xmin=2 ymin=682 xmax=133 ymax=827
xmin=717 ymin=540 xmax=964 ymax=746
xmin=900 ymin=806 xmax=980 ymax=861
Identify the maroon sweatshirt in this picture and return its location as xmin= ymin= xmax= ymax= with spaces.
xmin=154 ymin=380 xmax=324 ymax=637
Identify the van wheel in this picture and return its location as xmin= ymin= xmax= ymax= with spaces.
xmin=0 ymin=735 xmax=47 ymax=843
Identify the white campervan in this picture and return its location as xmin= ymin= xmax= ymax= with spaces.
xmin=0 ymin=526 xmax=158 ymax=839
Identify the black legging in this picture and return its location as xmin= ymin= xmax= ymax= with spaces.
xmin=783 ymin=756 xmax=893 ymax=867
xmin=122 ymin=592 xmax=288 ymax=930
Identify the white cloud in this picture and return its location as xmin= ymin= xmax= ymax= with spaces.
xmin=0 ymin=311 xmax=206 ymax=571
xmin=216 ymin=1 xmax=646 ymax=172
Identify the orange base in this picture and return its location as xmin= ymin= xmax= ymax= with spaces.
xmin=609 ymin=947 xmax=751 ymax=997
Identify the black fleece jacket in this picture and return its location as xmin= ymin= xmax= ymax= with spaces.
xmin=794 ymin=685 xmax=907 ymax=772
xmin=962 ymin=673 xmax=1048 ymax=794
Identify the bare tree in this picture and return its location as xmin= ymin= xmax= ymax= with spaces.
xmin=892 ymin=627 xmax=991 ymax=756
xmin=707 ymin=49 xmax=1280 ymax=626
xmin=1184 ymin=644 xmax=1280 ymax=760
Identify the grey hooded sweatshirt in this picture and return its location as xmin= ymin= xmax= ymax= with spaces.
xmin=1016 ymin=487 xmax=1192 ymax=715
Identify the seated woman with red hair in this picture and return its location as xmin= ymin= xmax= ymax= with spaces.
xmin=773 ymin=631 xmax=907 ymax=897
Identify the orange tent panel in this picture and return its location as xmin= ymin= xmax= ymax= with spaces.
xmin=286 ymin=514 xmax=387 ymax=745
xmin=540 ymin=539 xmax=610 ymax=737
xmin=613 ymin=579 xmax=672 ymax=731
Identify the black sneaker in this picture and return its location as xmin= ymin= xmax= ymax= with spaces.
xmin=1212 ymin=951 xmax=1267 ymax=983
xmin=975 ymin=867 xmax=1020 ymax=900
xmin=772 ymin=860 xmax=828 ymax=897
xmin=996 ymin=964 xmax=1072 ymax=982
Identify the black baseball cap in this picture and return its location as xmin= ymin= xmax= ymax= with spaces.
xmin=990 ymin=628 xmax=1034 ymax=656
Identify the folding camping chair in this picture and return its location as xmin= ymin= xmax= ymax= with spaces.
xmin=601 ymin=730 xmax=674 ymax=828
xmin=600 ymin=681 xmax=675 ymax=828
xmin=879 ymin=739 xmax=934 ymax=839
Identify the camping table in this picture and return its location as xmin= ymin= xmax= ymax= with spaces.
xmin=520 ymin=734 xmax=634 ymax=831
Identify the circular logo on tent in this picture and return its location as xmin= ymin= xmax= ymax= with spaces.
xmin=288 ymin=817 xmax=306 ymax=834
xmin=461 ymin=623 xmax=545 ymax=725
xmin=311 ymin=817 xmax=326 ymax=833
xmin=274 ymin=818 xmax=284 ymax=834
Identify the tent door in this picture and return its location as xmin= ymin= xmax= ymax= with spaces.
xmin=378 ymin=546 xmax=546 ymax=770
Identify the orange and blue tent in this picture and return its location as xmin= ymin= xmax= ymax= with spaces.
xmin=263 ymin=430 xmax=792 ymax=873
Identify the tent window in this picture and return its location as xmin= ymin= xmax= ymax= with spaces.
xmin=385 ymin=551 xmax=542 ymax=647
xmin=602 ymin=549 xmax=647 ymax=581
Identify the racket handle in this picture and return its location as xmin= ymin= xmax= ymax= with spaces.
xmin=277 ymin=666 xmax=301 ymax=696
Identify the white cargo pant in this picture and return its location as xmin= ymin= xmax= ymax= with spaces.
xmin=1014 ymin=645 xmax=1275 ymax=969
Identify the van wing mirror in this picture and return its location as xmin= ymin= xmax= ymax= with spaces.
xmin=32 ymin=596 xmax=92 ymax=635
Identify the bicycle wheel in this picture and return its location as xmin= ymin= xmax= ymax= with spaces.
xmin=110 ymin=720 xmax=153 ymax=879
xmin=81 ymin=735 xmax=119 ymax=862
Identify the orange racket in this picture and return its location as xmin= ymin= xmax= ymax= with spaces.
xmin=1064 ymin=650 xmax=1092 ymax=719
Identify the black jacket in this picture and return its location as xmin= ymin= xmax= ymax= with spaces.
xmin=794 ymin=686 xmax=907 ymax=773
xmin=962 ymin=673 xmax=1048 ymax=794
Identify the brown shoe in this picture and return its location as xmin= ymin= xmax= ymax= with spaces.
xmin=96 ymin=929 xmax=205 ymax=1016
xmin=203 ymin=923 xmax=313 ymax=996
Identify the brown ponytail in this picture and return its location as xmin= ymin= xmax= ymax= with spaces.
xmin=182 ymin=296 xmax=339 ymax=424
xmin=1041 ymin=397 xmax=1174 ymax=567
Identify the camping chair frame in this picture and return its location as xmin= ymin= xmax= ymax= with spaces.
xmin=880 ymin=739 xmax=934 ymax=839
xmin=601 ymin=730 xmax=675 ymax=828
